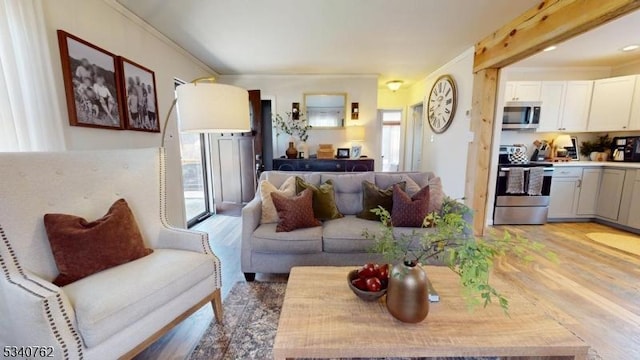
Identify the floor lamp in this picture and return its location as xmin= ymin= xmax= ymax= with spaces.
xmin=161 ymin=77 xmax=250 ymax=147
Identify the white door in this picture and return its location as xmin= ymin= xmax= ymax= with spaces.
xmin=537 ymin=81 xmax=565 ymax=132
xmin=588 ymin=76 xmax=636 ymax=132
xmin=562 ymin=81 xmax=593 ymax=132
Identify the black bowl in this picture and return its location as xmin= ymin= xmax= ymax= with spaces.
xmin=347 ymin=269 xmax=387 ymax=301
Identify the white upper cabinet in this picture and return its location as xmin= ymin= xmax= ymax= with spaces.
xmin=504 ymin=81 xmax=541 ymax=102
xmin=561 ymin=81 xmax=594 ymax=132
xmin=629 ymin=76 xmax=640 ymax=131
xmin=587 ymin=75 xmax=637 ymax=132
xmin=536 ymin=81 xmax=593 ymax=132
xmin=537 ymin=82 xmax=566 ymax=132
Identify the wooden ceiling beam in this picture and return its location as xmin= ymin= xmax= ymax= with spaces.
xmin=474 ymin=0 xmax=640 ymax=72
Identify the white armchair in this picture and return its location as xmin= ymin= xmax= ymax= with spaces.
xmin=0 ymin=148 xmax=222 ymax=359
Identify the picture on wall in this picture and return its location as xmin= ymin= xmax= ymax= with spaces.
xmin=57 ymin=30 xmax=124 ymax=129
xmin=119 ymin=57 xmax=160 ymax=132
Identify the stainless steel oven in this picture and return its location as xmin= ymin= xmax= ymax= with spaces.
xmin=494 ymin=163 xmax=554 ymax=225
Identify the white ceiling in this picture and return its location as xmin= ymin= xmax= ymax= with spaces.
xmin=513 ymin=9 xmax=640 ymax=68
xmin=116 ymin=0 xmax=539 ymax=88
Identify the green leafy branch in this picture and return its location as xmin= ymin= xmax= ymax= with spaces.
xmin=363 ymin=197 xmax=556 ymax=313
xmin=273 ymin=112 xmax=312 ymax=142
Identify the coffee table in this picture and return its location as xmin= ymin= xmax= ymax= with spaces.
xmin=273 ymin=266 xmax=588 ymax=360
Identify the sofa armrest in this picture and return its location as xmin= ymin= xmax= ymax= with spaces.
xmin=0 ymin=271 xmax=83 ymax=358
xmin=156 ymin=225 xmax=214 ymax=255
xmin=241 ymin=196 xmax=262 ymax=272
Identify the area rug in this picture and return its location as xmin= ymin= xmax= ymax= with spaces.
xmin=586 ymin=232 xmax=640 ymax=256
xmin=190 ymin=282 xmax=600 ymax=360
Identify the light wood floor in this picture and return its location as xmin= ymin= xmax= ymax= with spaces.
xmin=136 ymin=218 xmax=640 ymax=360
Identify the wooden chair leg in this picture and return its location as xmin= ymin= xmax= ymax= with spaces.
xmin=211 ymin=288 xmax=223 ymax=323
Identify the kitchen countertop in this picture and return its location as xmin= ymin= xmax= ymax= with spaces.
xmin=552 ymin=161 xmax=640 ymax=169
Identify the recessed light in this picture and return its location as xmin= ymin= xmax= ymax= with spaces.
xmin=543 ymin=46 xmax=557 ymax=52
xmin=621 ymin=44 xmax=639 ymax=52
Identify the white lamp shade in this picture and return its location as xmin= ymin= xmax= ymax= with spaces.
xmin=346 ymin=126 xmax=365 ymax=141
xmin=555 ymin=134 xmax=573 ymax=148
xmin=176 ymin=83 xmax=250 ymax=133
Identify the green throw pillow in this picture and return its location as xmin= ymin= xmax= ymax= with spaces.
xmin=357 ymin=181 xmax=406 ymax=221
xmin=295 ymin=177 xmax=344 ymax=221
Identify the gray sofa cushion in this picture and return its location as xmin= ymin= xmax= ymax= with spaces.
xmin=321 ymin=172 xmax=375 ymax=215
xmin=375 ymin=172 xmax=433 ymax=195
xmin=252 ymin=223 xmax=322 ymax=254
xmin=322 ymin=216 xmax=382 ymax=253
xmin=262 ymin=171 xmax=321 ymax=188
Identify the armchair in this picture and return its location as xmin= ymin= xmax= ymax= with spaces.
xmin=0 ymin=148 xmax=221 ymax=359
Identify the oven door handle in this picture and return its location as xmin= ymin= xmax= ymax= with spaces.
xmin=500 ymin=167 xmax=554 ymax=172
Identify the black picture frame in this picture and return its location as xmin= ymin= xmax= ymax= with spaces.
xmin=57 ymin=30 xmax=124 ymax=129
xmin=119 ymin=57 xmax=160 ymax=132
xmin=337 ymin=148 xmax=350 ymax=159
xmin=566 ymin=136 xmax=580 ymax=161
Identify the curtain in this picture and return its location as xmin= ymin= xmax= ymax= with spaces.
xmin=0 ymin=0 xmax=65 ymax=151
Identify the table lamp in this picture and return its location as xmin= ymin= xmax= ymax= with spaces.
xmin=554 ymin=134 xmax=573 ymax=158
xmin=161 ymin=77 xmax=250 ymax=146
xmin=346 ymin=126 xmax=365 ymax=158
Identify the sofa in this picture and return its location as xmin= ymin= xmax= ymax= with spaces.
xmin=241 ymin=170 xmax=444 ymax=280
xmin=0 ymin=148 xmax=222 ymax=360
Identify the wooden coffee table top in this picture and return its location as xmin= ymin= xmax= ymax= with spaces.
xmin=273 ymin=266 xmax=589 ymax=360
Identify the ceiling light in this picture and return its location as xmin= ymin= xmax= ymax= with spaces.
xmin=386 ymin=80 xmax=403 ymax=92
xmin=543 ymin=46 xmax=557 ymax=52
xmin=621 ymin=44 xmax=640 ymax=52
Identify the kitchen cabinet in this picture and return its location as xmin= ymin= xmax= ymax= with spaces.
xmin=576 ymin=168 xmax=601 ymax=216
xmin=629 ymin=76 xmax=640 ymax=131
xmin=587 ymin=75 xmax=637 ymax=132
xmin=548 ymin=167 xmax=582 ymax=219
xmin=504 ymin=81 xmax=541 ymax=102
xmin=537 ymin=82 xmax=565 ymax=132
xmin=626 ymin=171 xmax=640 ymax=228
xmin=595 ymin=169 xmax=626 ymax=221
xmin=561 ymin=81 xmax=593 ymax=132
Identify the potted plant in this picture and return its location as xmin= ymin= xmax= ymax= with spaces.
xmin=580 ymin=134 xmax=612 ymax=161
xmin=363 ymin=198 xmax=554 ymax=322
xmin=273 ymin=112 xmax=312 ymax=159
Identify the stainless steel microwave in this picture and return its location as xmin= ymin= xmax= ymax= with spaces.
xmin=502 ymin=101 xmax=541 ymax=130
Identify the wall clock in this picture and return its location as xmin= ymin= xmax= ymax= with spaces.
xmin=427 ymin=74 xmax=457 ymax=134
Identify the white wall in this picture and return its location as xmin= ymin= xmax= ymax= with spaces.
xmin=403 ymin=47 xmax=475 ymax=199
xmin=218 ymin=75 xmax=380 ymax=169
xmin=42 ymin=0 xmax=215 ymax=227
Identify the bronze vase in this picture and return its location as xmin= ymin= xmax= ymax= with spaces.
xmin=386 ymin=261 xmax=429 ymax=323
xmin=285 ymin=141 xmax=298 ymax=159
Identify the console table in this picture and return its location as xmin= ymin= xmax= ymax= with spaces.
xmin=273 ymin=158 xmax=374 ymax=172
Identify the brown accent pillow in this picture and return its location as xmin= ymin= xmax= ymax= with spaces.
xmin=391 ymin=185 xmax=430 ymax=227
xmin=295 ymin=177 xmax=343 ymax=221
xmin=44 ymin=199 xmax=153 ymax=286
xmin=272 ymin=189 xmax=322 ymax=232
xmin=357 ymin=181 xmax=406 ymax=221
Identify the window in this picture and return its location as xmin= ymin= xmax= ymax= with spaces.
xmin=381 ymin=110 xmax=402 ymax=172
xmin=176 ymin=80 xmax=212 ymax=227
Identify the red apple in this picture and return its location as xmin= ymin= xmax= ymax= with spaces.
xmin=351 ymin=278 xmax=368 ymax=291
xmin=358 ymin=263 xmax=377 ymax=279
xmin=376 ymin=264 xmax=389 ymax=280
xmin=365 ymin=277 xmax=382 ymax=292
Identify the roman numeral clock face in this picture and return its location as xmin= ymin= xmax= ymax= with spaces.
xmin=427 ymin=75 xmax=457 ymax=134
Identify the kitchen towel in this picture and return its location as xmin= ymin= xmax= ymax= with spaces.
xmin=527 ymin=167 xmax=544 ymax=196
xmin=506 ymin=168 xmax=525 ymax=194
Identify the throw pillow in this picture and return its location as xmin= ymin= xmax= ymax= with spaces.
xmin=391 ymin=185 xmax=430 ymax=227
xmin=295 ymin=177 xmax=343 ymax=221
xmin=44 ymin=199 xmax=153 ymax=286
xmin=357 ymin=181 xmax=406 ymax=221
xmin=427 ymin=177 xmax=445 ymax=213
xmin=259 ymin=176 xmax=296 ymax=224
xmin=271 ymin=188 xmax=322 ymax=232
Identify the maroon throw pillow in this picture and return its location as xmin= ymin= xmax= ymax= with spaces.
xmin=44 ymin=199 xmax=153 ymax=286
xmin=271 ymin=188 xmax=321 ymax=232
xmin=391 ymin=184 xmax=430 ymax=227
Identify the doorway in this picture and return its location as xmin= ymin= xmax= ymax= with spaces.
xmin=379 ymin=109 xmax=402 ymax=172
xmin=408 ymin=103 xmax=424 ymax=171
